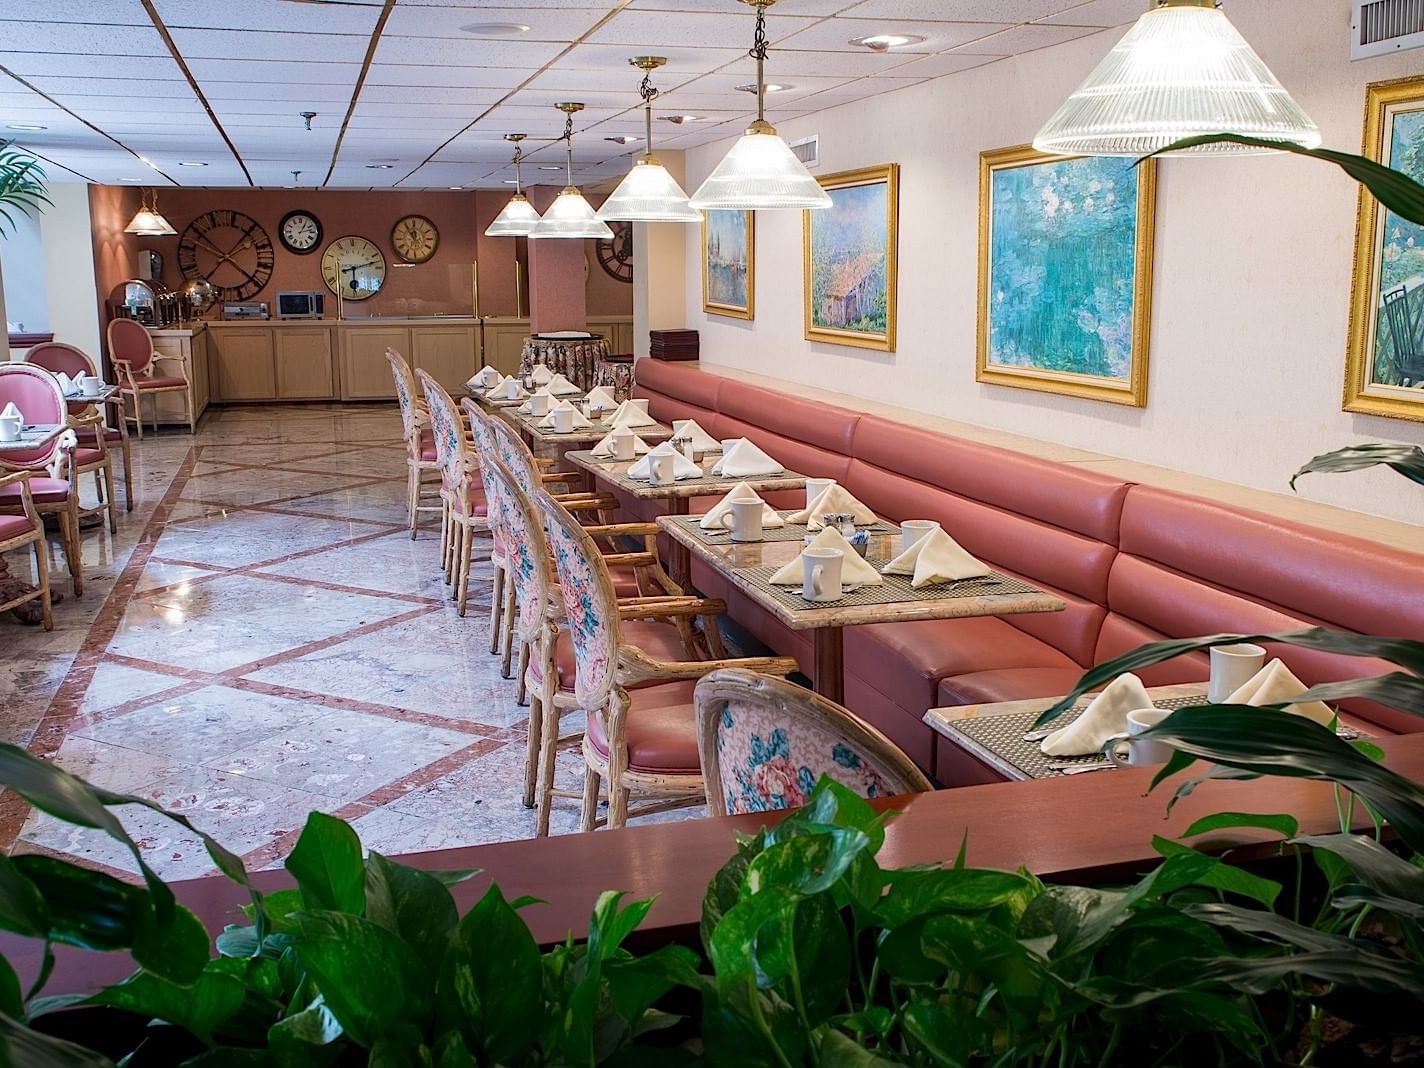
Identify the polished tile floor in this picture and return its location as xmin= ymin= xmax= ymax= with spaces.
xmin=1 ymin=404 xmax=696 ymax=882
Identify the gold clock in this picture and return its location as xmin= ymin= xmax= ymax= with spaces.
xmin=321 ymin=235 xmax=386 ymax=300
xmin=392 ymin=214 xmax=438 ymax=263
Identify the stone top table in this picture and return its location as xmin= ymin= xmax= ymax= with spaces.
xmin=62 ymin=384 xmax=119 ymax=406
xmin=509 ymin=410 xmax=674 ymax=451
xmin=657 ymin=515 xmax=1064 ymax=703
xmin=0 ymin=424 xmax=64 ymax=454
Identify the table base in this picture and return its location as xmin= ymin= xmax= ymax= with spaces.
xmin=814 ymin=626 xmax=845 ymax=704
xmin=0 ymin=567 xmax=60 ymax=625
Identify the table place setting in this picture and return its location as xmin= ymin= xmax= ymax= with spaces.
xmin=466 ymin=366 xmax=502 ymax=391
xmin=519 ymin=386 xmax=557 ymax=416
xmin=607 ymin=399 xmax=658 ymax=429
xmin=54 ymin=371 xmax=108 ymax=400
xmin=529 ymin=364 xmax=554 ymax=387
xmin=537 ymin=399 xmax=594 ymax=433
xmin=671 ymin=418 xmax=720 ymax=453
xmin=484 ymin=374 xmax=529 ymax=402
xmin=787 ymin=481 xmax=878 ymax=529
xmin=584 ymin=385 xmax=618 ymax=411
xmin=544 ymin=372 xmax=581 ymax=397
xmin=711 ymin=438 xmax=783 ymax=478
xmin=700 ymin=483 xmax=786 ymax=534
xmin=590 ymin=426 xmax=650 ymax=459
xmin=628 ymin=441 xmax=702 ymax=483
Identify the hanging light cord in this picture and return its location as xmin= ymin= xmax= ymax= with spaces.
xmin=562 ymin=111 xmax=575 ymax=187
xmin=749 ymin=2 xmax=769 ymax=126
xmin=640 ymin=70 xmax=659 ymax=155
xmin=512 ymin=143 xmax=524 ymax=194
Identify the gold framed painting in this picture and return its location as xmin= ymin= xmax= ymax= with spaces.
xmin=1345 ymin=76 xmax=1424 ymax=422
xmin=702 ymin=209 xmax=754 ymax=319
xmin=803 ymin=164 xmax=899 ymax=351
xmin=976 ymin=145 xmax=1156 ymax=407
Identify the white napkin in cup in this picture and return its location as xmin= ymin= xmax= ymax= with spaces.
xmin=518 ymin=386 xmax=556 ymax=414
xmin=768 ymin=527 xmax=883 ymax=586
xmin=699 ymin=482 xmax=785 ymax=530
xmin=881 ymin=528 xmax=989 ymax=587
xmin=530 ymin=364 xmax=554 ymax=386
xmin=1 ymin=402 xmax=20 ymax=419
xmin=1040 ymin=673 xmax=1155 ymax=757
xmin=485 ymin=376 xmax=528 ymax=400
xmin=627 ymin=441 xmax=701 ymax=481
xmin=538 ymin=400 xmax=593 ymax=430
xmin=712 ymin=439 xmax=781 ymax=478
xmin=55 ymin=372 xmax=74 ymax=395
xmin=787 ymin=484 xmax=878 ymax=529
xmin=468 ymin=367 xmax=501 ymax=389
xmin=546 ymin=372 xmax=581 ymax=396
xmin=585 ymin=386 xmax=618 ymax=411
xmin=608 ymin=400 xmax=658 ymax=429
xmin=673 ymin=419 xmax=719 ymax=452
xmin=1225 ymin=659 xmax=1336 ymax=726
xmin=591 ymin=430 xmax=650 ymax=458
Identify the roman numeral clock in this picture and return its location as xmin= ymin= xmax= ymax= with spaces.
xmin=177 ymin=210 xmax=275 ymax=302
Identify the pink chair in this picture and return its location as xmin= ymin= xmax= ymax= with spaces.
xmin=107 ymin=318 xmax=195 ymax=438
xmin=0 ymin=470 xmax=52 ymax=630
xmin=415 ymin=370 xmax=489 ymax=616
xmin=385 ymin=349 xmax=440 ymax=539
xmin=0 ymin=364 xmax=83 ymax=596
xmin=24 ymin=343 xmax=121 ymax=532
xmin=460 ymin=399 xmax=515 ymax=667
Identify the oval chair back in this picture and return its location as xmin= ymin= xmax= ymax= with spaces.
xmin=25 ymin=344 xmax=98 ymax=420
xmin=414 ymin=369 xmax=471 ymax=506
xmin=106 ymin=318 xmax=155 ymax=376
xmin=488 ymin=416 xmax=542 ymax=495
xmin=459 ymin=398 xmax=505 ymax=530
xmin=0 ymin=364 xmax=67 ymax=471
xmin=384 ymin=348 xmax=425 ymax=450
xmin=481 ymin=458 xmax=553 ymax=646
xmin=694 ymin=668 xmax=932 ymax=817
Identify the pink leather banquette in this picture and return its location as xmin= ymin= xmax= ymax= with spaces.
xmin=624 ymin=360 xmax=1424 ymax=783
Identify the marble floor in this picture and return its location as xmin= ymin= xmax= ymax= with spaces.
xmin=1 ymin=404 xmax=697 ymax=883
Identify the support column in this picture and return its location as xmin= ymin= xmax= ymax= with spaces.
xmin=525 ymin=185 xmax=588 ymax=334
xmin=632 ymin=150 xmax=689 ymax=359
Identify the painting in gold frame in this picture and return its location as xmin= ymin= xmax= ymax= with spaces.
xmin=803 ymin=164 xmax=899 ymax=351
xmin=976 ymin=145 xmax=1156 ymax=407
xmin=1345 ymin=76 xmax=1424 ymax=422
xmin=702 ymin=209 xmax=754 ymax=320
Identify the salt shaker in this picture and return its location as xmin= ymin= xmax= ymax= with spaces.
xmin=836 ymin=512 xmax=857 ymax=538
xmin=677 ymin=436 xmax=697 ymax=462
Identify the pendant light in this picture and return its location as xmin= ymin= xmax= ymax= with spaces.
xmin=598 ymin=56 xmax=700 ymax=223
xmin=484 ymin=134 xmax=542 ymax=236
xmin=1033 ymin=0 xmax=1320 ymax=157
xmin=688 ymin=0 xmax=831 ymax=211
xmin=528 ymin=103 xmax=614 ymax=240
xmin=124 ymin=187 xmax=177 ymax=236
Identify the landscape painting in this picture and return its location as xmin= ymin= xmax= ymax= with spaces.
xmin=1345 ymin=76 xmax=1424 ymax=421
xmin=803 ymin=164 xmax=899 ymax=351
xmin=703 ymin=209 xmax=753 ymax=319
xmin=977 ymin=146 xmax=1156 ymax=407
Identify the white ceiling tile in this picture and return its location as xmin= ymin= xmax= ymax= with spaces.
xmin=585 ymin=10 xmax=818 ymax=49
xmin=629 ymin=0 xmax=852 ymax=14
xmin=0 ymin=1 xmax=151 ymax=25
xmin=555 ymin=43 xmax=744 ymax=74
xmin=373 ymin=36 xmax=567 ymax=68
xmin=384 ymin=6 xmax=606 ymax=41
xmin=152 ymin=0 xmax=383 ymax=34
xmin=353 ymin=101 xmax=494 ymax=118
xmin=205 ymin=82 xmax=356 ymax=103
xmin=188 ymin=58 xmax=363 ymax=84
xmin=713 ymin=47 xmax=922 ymax=77
xmin=1037 ymin=0 xmax=1143 ymax=27
xmin=948 ymin=22 xmax=1100 ymax=54
xmin=843 ymin=0 xmax=1069 ymax=19
xmin=49 ymin=95 xmax=207 ymax=117
xmin=524 ymin=65 xmax=699 ymax=95
xmin=773 ymin=17 xmax=998 ymax=54
xmin=0 ymin=23 xmax=168 ymax=56
xmin=26 ymin=77 xmax=193 ymax=99
xmin=506 ymin=88 xmax=637 ymax=111
xmin=881 ymin=51 xmax=1001 ymax=79
xmin=365 ymin=64 xmax=530 ymax=89
xmin=0 ymin=53 xmax=181 ymax=79
xmin=168 ymin=28 xmax=373 ymax=62
xmin=210 ymin=98 xmax=342 ymax=115
xmin=359 ymin=84 xmax=505 ymax=106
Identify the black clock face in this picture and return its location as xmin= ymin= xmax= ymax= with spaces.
xmin=177 ymin=210 xmax=274 ymax=302
xmin=597 ymin=220 xmax=633 ymax=283
xmin=279 ymin=210 xmax=322 ymax=255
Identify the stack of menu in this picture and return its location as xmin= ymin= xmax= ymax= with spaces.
xmin=649 ymin=329 xmax=699 ymax=361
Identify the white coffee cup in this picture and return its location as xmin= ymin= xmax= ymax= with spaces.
xmin=900 ymin=519 xmax=940 ymax=554
xmin=720 ymin=438 xmax=742 ymax=455
xmin=0 ymin=414 xmax=19 ymax=442
xmin=632 ymin=398 xmax=651 ymax=415
xmin=649 ymin=451 xmax=675 ymax=485
xmin=529 ymin=393 xmax=551 ymax=417
xmin=729 ymin=498 xmax=764 ymax=542
xmin=804 ymin=478 xmax=834 ymax=510
xmin=81 ymin=375 xmax=102 ymax=397
xmin=552 ymin=406 xmax=573 ymax=434
xmin=1209 ymin=643 xmax=1267 ymax=703
xmin=502 ymin=378 xmax=520 ymax=399
xmin=801 ymin=547 xmax=845 ymax=602
xmin=1106 ymin=708 xmax=1174 ymax=767
xmin=611 ymin=426 xmax=635 ymax=461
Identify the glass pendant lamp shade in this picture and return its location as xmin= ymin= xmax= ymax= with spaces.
xmin=598 ymin=157 xmax=701 ymax=221
xmin=1032 ymin=0 xmax=1321 ymax=156
xmin=528 ymin=187 xmax=614 ymax=239
xmin=688 ymin=124 xmax=831 ymax=210
xmin=484 ymin=192 xmax=541 ymax=236
xmin=124 ymin=191 xmax=177 ymax=236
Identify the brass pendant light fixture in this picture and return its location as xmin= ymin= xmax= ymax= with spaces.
xmin=598 ymin=56 xmax=701 ymax=223
xmin=124 ymin=187 xmax=177 ymax=236
xmin=528 ymin=102 xmax=615 ymax=240
xmin=484 ymin=133 xmax=542 ymax=236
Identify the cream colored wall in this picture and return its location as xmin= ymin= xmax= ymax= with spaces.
xmin=41 ymin=183 xmax=102 ymax=359
xmin=681 ymin=0 xmax=1424 ymax=526
xmin=633 ymin=149 xmax=689 ymax=358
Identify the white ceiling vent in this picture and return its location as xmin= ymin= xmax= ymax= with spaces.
xmin=788 ymin=135 xmax=819 ymax=170
xmin=1353 ymin=0 xmax=1424 ymax=59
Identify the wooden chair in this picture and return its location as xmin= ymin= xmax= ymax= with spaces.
xmin=107 ymin=318 xmax=195 ymax=438
xmin=459 ymin=399 xmax=515 ymax=669
xmin=694 ymin=668 xmax=932 ymax=817
xmin=536 ymin=490 xmax=798 ymax=831
xmin=0 ymin=364 xmax=83 ymax=597
xmin=0 ymin=471 xmax=53 ymax=630
xmin=385 ymin=349 xmax=441 ymax=540
xmin=24 ymin=343 xmax=119 ymax=534
xmin=416 ymin=370 xmax=489 ymax=616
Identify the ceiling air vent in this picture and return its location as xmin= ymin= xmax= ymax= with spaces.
xmin=788 ymin=134 xmax=818 ymax=169
xmin=1353 ymin=0 xmax=1424 ymax=59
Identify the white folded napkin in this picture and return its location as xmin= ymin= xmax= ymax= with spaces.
xmin=768 ymin=527 xmax=883 ymax=587
xmin=530 ymin=364 xmax=554 ymax=386
xmin=787 ymin=484 xmax=878 ymax=529
xmin=1225 ymin=659 xmax=1336 ymax=726
xmin=673 ymin=419 xmax=719 ymax=452
xmin=881 ymin=528 xmax=988 ymax=587
xmin=608 ymin=400 xmax=658 ymax=429
xmin=485 ymin=376 xmax=528 ymax=400
xmin=518 ymin=386 xmax=556 ymax=414
xmin=468 ymin=367 xmax=501 ymax=389
xmin=1040 ymin=673 xmax=1155 ymax=757
xmin=699 ymin=482 xmax=786 ymax=530
xmin=546 ymin=372 xmax=581 ymax=396
xmin=712 ymin=439 xmax=781 ymax=478
xmin=538 ymin=400 xmax=593 ymax=430
xmin=585 ymin=386 xmax=618 ymax=411
xmin=627 ymin=441 xmax=702 ymax=481
xmin=1 ymin=402 xmax=20 ymax=419
xmin=55 ymin=371 xmax=74 ymax=395
xmin=590 ymin=430 xmax=651 ymax=458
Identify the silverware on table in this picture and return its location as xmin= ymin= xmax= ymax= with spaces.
xmin=1046 ymin=760 xmax=1115 ymax=775
xmin=1022 ymin=725 xmax=1058 ymax=742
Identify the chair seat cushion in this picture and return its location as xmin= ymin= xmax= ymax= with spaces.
xmin=935 ymin=667 xmax=1093 ymax=708
xmin=122 ymin=375 xmax=186 ymax=390
xmin=73 ymin=447 xmax=106 ymax=467
xmin=0 ymin=513 xmax=37 ymax=543
xmin=550 ymin=619 xmax=690 ymax=691
xmin=0 ymin=477 xmax=71 ymax=505
xmin=421 ymin=445 xmax=438 ymax=462
xmin=74 ymin=426 xmax=122 ymax=444
xmin=584 ymin=681 xmax=700 ymax=773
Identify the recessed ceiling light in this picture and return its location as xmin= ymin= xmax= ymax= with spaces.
xmin=118 ymin=177 xmax=142 ymax=182
xmin=449 ymin=185 xmax=462 ymax=190
xmin=537 ymin=164 xmax=562 ymax=171
xmin=503 ymin=179 xmax=518 ymax=184
xmin=6 ymin=123 xmax=46 ymax=131
xmin=735 ymin=82 xmax=792 ymax=93
xmin=848 ymin=33 xmax=926 ymax=51
xmin=659 ymin=114 xmax=704 ymax=125
xmin=459 ymin=21 xmax=529 ymax=36
xmin=178 ymin=161 xmax=208 ymax=167
xmin=366 ymin=163 xmax=394 ymax=169
xmin=604 ymin=135 xmax=640 ymax=145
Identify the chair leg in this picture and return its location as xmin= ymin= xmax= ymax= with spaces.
xmin=515 ymin=640 xmax=530 ymax=706
xmin=102 ymin=464 xmax=117 ymax=534
xmin=456 ymin=523 xmax=473 ymax=617
xmin=522 ymin=689 xmax=542 ymax=809
xmin=127 ymin=393 xmax=143 ymax=441
xmin=31 ymin=536 xmax=52 ymax=632
xmin=407 ymin=464 xmax=420 ymax=540
xmin=580 ymin=765 xmax=601 ymax=833
xmin=439 ymin=502 xmax=452 ymax=582
xmin=57 ymin=504 xmax=82 ymax=597
xmin=187 ymin=386 xmax=196 ymax=436
xmin=500 ymin=580 xmax=517 ymax=678
xmin=488 ymin=566 xmax=505 ymax=655
xmin=536 ymin=676 xmax=562 ymax=836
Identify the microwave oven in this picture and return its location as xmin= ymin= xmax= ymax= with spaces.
xmin=276 ymin=291 xmax=325 ymax=319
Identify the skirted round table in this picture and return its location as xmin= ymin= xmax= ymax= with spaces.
xmin=518 ymin=334 xmax=631 ymax=397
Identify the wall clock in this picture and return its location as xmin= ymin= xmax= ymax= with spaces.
xmin=392 ymin=214 xmax=438 ymax=263
xmin=279 ymin=210 xmax=323 ymax=255
xmin=321 ymin=235 xmax=387 ymax=300
xmin=177 ymin=210 xmax=274 ymax=302
xmin=597 ymin=220 xmax=633 ymax=284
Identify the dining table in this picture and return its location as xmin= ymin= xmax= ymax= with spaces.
xmin=656 ymin=510 xmax=1065 ymax=704
xmin=0 ymin=424 xmax=65 ymax=623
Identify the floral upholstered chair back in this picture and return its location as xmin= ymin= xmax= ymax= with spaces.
xmin=535 ymin=490 xmax=620 ymax=712
xmin=694 ymin=669 xmax=932 ymax=816
xmin=481 ymin=457 xmax=552 ymax=645
xmin=414 ymin=370 xmax=470 ymax=501
xmin=384 ymin=349 xmax=426 ymax=451
xmin=460 ymin=398 xmax=505 ymax=542
xmin=488 ymin=417 xmax=541 ymax=495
